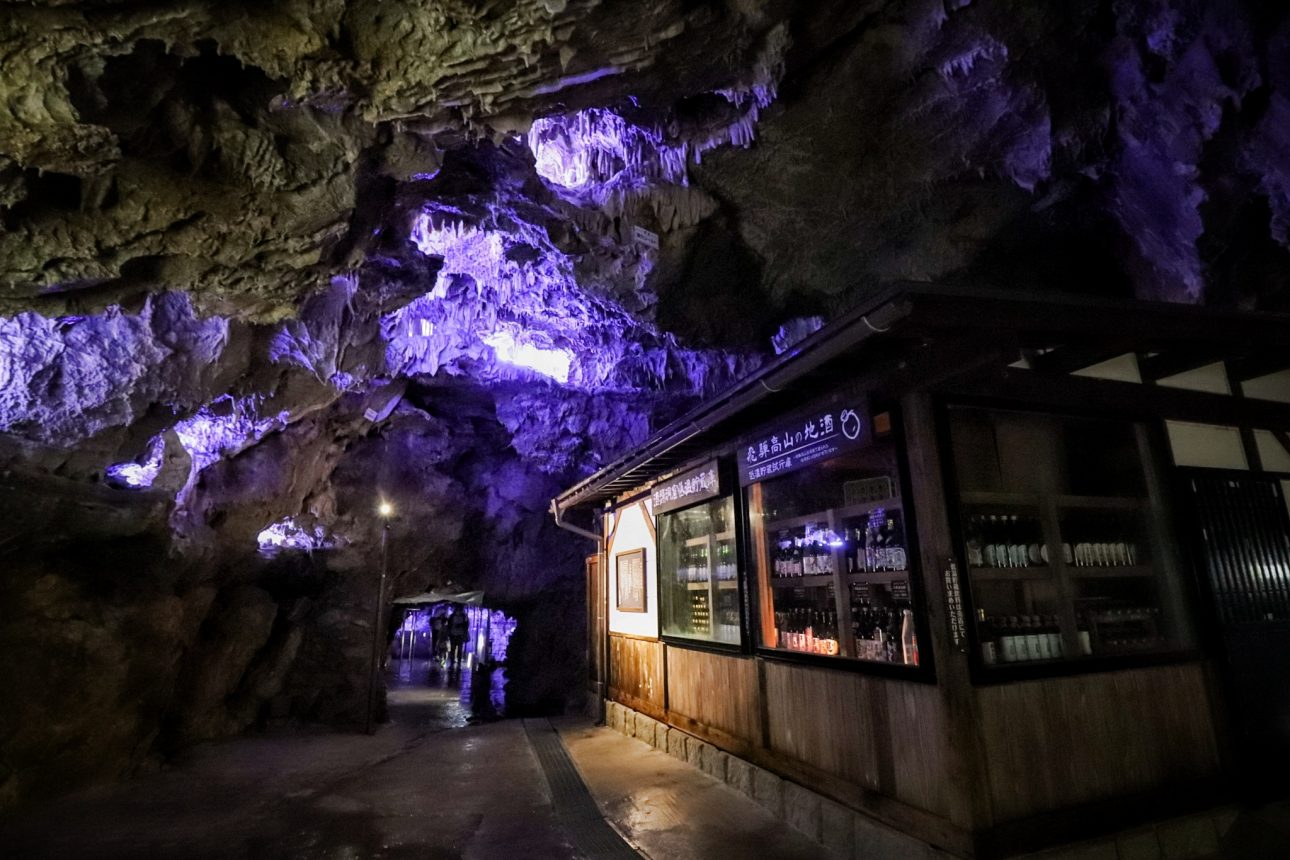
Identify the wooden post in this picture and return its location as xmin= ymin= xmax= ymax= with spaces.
xmin=901 ymin=391 xmax=992 ymax=833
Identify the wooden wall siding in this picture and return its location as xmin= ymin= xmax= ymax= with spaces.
xmin=763 ymin=661 xmax=952 ymax=818
xmin=666 ymin=647 xmax=761 ymax=743
xmin=608 ymin=635 xmax=665 ymax=714
xmin=976 ymin=663 xmax=1222 ymax=823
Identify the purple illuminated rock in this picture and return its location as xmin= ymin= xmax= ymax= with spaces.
xmin=0 ymin=293 xmax=229 ymax=445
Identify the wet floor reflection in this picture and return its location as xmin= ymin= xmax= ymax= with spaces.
xmin=385 ymin=658 xmax=507 ymax=731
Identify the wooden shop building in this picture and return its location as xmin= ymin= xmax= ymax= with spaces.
xmin=551 ymin=285 xmax=1290 ymax=857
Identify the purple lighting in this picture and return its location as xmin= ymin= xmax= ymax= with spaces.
xmin=483 ymin=330 xmax=572 ymax=383
xmin=0 ymin=293 xmax=228 ymax=445
xmin=409 ymin=218 xmax=508 ymax=298
xmin=527 ymin=108 xmax=687 ymax=191
xmin=175 ymin=394 xmax=290 ymax=472
xmin=256 ymin=516 xmax=338 ymax=554
xmin=771 ymin=316 xmax=825 ymax=355
xmin=105 ymin=435 xmax=165 ymax=489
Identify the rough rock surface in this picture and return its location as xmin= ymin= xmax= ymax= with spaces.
xmin=2 ymin=0 xmax=1289 ymax=812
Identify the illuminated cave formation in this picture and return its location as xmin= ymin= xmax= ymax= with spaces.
xmin=1 ymin=0 xmax=1289 ymax=811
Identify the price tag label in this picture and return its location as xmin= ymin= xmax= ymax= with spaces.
xmin=943 ymin=558 xmax=968 ymax=653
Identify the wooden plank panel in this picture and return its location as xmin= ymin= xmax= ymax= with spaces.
xmin=977 ymin=663 xmax=1222 ymax=822
xmin=608 ymin=635 xmax=664 ymax=714
xmin=888 ymin=679 xmax=952 ymax=817
xmin=763 ymin=661 xmax=952 ymax=817
xmin=665 ymin=647 xmax=761 ymax=744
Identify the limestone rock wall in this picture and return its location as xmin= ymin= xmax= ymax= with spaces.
xmin=2 ymin=0 xmax=1289 ymax=814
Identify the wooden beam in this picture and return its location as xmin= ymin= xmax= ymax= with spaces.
xmin=908 ymin=291 xmax=1290 ymax=348
xmin=1273 ymin=430 xmax=1290 ymax=460
xmin=1228 ymin=352 xmax=1290 ymax=383
xmin=1137 ymin=348 xmax=1230 ymax=382
xmin=1022 ymin=339 xmax=1139 ymax=375
xmin=937 ymin=367 xmax=1290 ymax=429
xmin=637 ymin=500 xmax=656 ymax=543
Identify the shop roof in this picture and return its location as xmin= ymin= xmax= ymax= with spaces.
xmin=552 ymin=284 xmax=1290 ymax=514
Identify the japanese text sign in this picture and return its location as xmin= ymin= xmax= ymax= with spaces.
xmin=652 ymin=460 xmax=722 ymax=515
xmin=737 ymin=397 xmax=870 ymax=485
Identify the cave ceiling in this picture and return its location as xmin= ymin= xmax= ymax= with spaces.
xmin=3 ymin=0 xmax=1290 ymax=583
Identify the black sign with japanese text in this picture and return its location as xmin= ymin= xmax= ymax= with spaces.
xmin=651 ymin=460 xmax=722 ymax=515
xmin=737 ymin=395 xmax=870 ymax=485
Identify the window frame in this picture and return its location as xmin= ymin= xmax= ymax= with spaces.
xmin=936 ymin=397 xmax=1208 ymax=686
xmin=743 ymin=401 xmax=938 ymax=682
xmin=654 ymin=465 xmax=748 ymax=654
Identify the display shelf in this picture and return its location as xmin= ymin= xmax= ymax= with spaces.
xmin=1069 ymin=565 xmax=1155 ymax=579
xmin=969 ymin=566 xmax=1053 ymax=581
xmin=764 ymin=497 xmax=902 ymax=533
xmin=848 ymin=570 xmax=911 ymax=583
xmin=717 ymin=580 xmax=739 ymax=588
xmin=688 ymin=531 xmax=735 ymax=545
xmin=959 ymin=491 xmax=1042 ymax=506
xmin=1054 ymin=494 xmax=1147 ymax=510
xmin=771 ymin=574 xmax=835 ymax=588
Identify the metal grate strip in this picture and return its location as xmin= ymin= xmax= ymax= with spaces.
xmin=523 ymin=719 xmax=643 ymax=860
xmin=1191 ymin=475 xmax=1290 ymax=623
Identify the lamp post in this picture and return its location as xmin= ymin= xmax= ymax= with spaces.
xmin=364 ymin=500 xmax=394 ymax=735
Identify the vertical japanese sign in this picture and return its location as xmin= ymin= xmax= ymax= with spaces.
xmin=737 ymin=396 xmax=870 ymax=485
xmin=943 ymin=558 xmax=967 ymax=653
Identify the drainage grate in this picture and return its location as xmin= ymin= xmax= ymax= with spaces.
xmin=523 ymin=719 xmax=643 ymax=860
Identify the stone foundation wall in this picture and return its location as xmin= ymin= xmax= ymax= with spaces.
xmin=604 ymin=700 xmax=1240 ymax=860
xmin=604 ymin=700 xmax=951 ymax=860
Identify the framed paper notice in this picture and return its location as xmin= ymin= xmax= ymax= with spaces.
xmin=616 ymin=548 xmax=647 ymax=613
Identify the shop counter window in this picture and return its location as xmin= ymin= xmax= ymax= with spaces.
xmin=658 ymin=496 xmax=741 ymax=644
xmin=746 ymin=425 xmax=923 ymax=666
xmin=947 ymin=407 xmax=1196 ymax=670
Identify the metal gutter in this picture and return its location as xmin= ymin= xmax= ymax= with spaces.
xmin=549 ymin=499 xmax=602 ymax=546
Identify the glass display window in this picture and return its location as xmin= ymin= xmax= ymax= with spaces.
xmin=745 ymin=417 xmax=923 ymax=667
xmin=657 ymin=496 xmax=741 ymax=645
xmin=947 ymin=407 xmax=1196 ymax=671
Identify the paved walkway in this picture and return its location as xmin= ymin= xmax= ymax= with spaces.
xmin=0 ymin=664 xmax=832 ymax=859
xmin=7 ymin=661 xmax=1279 ymax=860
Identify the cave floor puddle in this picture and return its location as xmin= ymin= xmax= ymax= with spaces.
xmin=384 ymin=657 xmax=506 ymax=732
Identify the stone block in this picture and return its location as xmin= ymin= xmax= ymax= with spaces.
xmin=606 ymin=701 xmax=621 ymax=732
xmin=621 ymin=707 xmax=636 ymax=738
xmin=700 ymin=746 xmax=728 ymax=782
xmin=685 ymin=735 xmax=707 ymax=768
xmin=653 ymin=724 xmax=669 ymax=750
xmin=631 ymin=712 xmax=651 ymax=741
xmin=1049 ymin=843 xmax=1118 ymax=860
xmin=667 ymin=727 xmax=688 ymax=760
xmin=751 ymin=765 xmax=784 ymax=818
xmin=783 ymin=780 xmax=822 ymax=842
xmin=1212 ymin=807 xmax=1239 ymax=839
xmin=1116 ymin=830 xmax=1161 ymax=860
xmin=820 ymin=798 xmax=855 ymax=858
xmin=724 ymin=755 xmax=755 ymax=797
xmin=1157 ymin=816 xmax=1218 ymax=859
xmin=854 ymin=813 xmax=943 ymax=860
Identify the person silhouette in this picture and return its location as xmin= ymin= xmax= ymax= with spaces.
xmin=447 ymin=605 xmax=469 ymax=669
xmin=430 ymin=609 xmax=448 ymax=665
